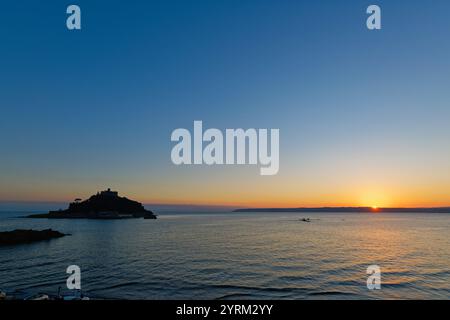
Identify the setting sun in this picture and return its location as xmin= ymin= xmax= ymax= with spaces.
xmin=371 ymin=206 xmax=380 ymax=213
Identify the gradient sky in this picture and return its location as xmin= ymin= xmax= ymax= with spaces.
xmin=1 ymin=0 xmax=450 ymax=208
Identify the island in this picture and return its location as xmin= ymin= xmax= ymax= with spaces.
xmin=0 ymin=229 xmax=67 ymax=246
xmin=26 ymin=189 xmax=157 ymax=219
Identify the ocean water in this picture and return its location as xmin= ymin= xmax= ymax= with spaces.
xmin=0 ymin=211 xmax=449 ymax=300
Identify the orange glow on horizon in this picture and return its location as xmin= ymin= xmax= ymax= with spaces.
xmin=2 ymin=180 xmax=450 ymax=209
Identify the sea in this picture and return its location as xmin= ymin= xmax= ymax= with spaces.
xmin=0 ymin=211 xmax=449 ymax=299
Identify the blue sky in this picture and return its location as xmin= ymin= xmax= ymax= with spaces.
xmin=1 ymin=0 xmax=450 ymax=207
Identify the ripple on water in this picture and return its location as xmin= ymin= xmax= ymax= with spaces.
xmin=0 ymin=212 xmax=449 ymax=299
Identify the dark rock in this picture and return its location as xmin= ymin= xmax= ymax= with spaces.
xmin=0 ymin=229 xmax=67 ymax=246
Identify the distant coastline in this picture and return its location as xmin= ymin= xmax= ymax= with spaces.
xmin=233 ymin=207 xmax=450 ymax=213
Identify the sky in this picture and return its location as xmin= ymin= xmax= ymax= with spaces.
xmin=1 ymin=0 xmax=450 ymax=209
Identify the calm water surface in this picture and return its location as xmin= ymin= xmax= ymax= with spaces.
xmin=0 ymin=212 xmax=449 ymax=299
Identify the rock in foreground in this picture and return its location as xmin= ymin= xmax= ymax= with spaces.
xmin=0 ymin=229 xmax=67 ymax=246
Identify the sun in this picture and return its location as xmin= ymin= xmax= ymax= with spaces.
xmin=372 ymin=205 xmax=378 ymax=210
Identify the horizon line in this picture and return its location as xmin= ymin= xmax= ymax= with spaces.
xmin=1 ymin=200 xmax=450 ymax=210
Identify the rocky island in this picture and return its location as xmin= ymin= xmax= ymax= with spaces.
xmin=26 ymin=189 xmax=157 ymax=220
xmin=0 ymin=229 xmax=67 ymax=246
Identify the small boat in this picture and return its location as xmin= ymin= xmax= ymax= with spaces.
xmin=61 ymin=292 xmax=90 ymax=301
xmin=57 ymin=287 xmax=90 ymax=300
xmin=300 ymin=218 xmax=311 ymax=222
xmin=24 ymin=293 xmax=51 ymax=300
xmin=0 ymin=290 xmax=6 ymax=300
xmin=22 ymin=288 xmax=90 ymax=301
